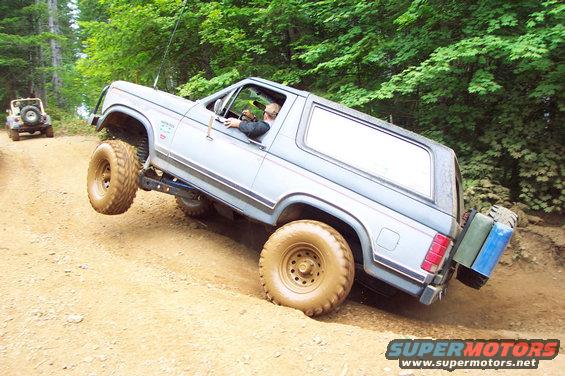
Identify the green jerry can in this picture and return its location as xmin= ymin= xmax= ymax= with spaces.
xmin=452 ymin=212 xmax=494 ymax=267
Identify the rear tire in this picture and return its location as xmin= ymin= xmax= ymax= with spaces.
xmin=259 ymin=220 xmax=355 ymax=316
xmin=176 ymin=193 xmax=212 ymax=218
xmin=45 ymin=126 xmax=54 ymax=138
xmin=10 ymin=130 xmax=20 ymax=141
xmin=87 ymin=140 xmax=139 ymax=215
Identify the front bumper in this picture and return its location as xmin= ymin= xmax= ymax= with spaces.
xmin=87 ymin=113 xmax=100 ymax=127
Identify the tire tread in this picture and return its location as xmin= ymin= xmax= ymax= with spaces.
xmin=87 ymin=140 xmax=139 ymax=215
xmin=259 ymin=220 xmax=355 ymax=317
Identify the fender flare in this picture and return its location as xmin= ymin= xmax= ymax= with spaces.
xmin=96 ymin=104 xmax=156 ymax=161
xmin=271 ymin=194 xmax=373 ymax=266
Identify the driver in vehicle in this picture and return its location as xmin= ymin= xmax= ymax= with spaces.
xmin=224 ymin=102 xmax=281 ymax=138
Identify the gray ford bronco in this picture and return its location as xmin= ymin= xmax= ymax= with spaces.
xmin=5 ymin=98 xmax=53 ymax=141
xmin=87 ymin=78 xmax=517 ymax=316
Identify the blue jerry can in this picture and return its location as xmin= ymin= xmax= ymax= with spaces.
xmin=471 ymin=222 xmax=514 ymax=277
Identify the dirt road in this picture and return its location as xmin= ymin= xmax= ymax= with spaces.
xmin=0 ymin=134 xmax=563 ymax=375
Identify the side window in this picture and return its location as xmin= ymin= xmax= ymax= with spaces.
xmin=205 ymin=89 xmax=236 ymax=115
xmin=229 ymin=86 xmax=270 ymax=120
xmin=207 ymin=84 xmax=286 ymax=139
xmin=205 ymin=86 xmax=273 ymax=121
xmin=305 ymin=106 xmax=432 ymax=197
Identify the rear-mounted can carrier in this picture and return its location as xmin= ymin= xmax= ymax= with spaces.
xmin=453 ymin=212 xmax=493 ymax=267
xmin=471 ymin=222 xmax=514 ymax=277
xmin=453 ymin=209 xmax=515 ymax=288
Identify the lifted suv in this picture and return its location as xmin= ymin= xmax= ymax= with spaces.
xmin=5 ymin=98 xmax=53 ymax=141
xmin=86 ymin=78 xmax=517 ymax=316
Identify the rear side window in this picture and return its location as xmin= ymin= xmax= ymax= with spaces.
xmin=305 ymin=106 xmax=432 ymax=197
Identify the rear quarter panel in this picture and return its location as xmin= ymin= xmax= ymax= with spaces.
xmin=248 ymin=97 xmax=459 ymax=294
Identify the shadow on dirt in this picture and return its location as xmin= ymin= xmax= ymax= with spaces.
xmin=198 ymin=212 xmax=432 ymax=315
xmin=100 ymin=201 xmax=563 ymax=335
xmin=193 ymin=211 xmax=562 ymax=334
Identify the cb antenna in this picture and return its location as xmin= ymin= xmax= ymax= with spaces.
xmin=153 ymin=0 xmax=189 ymax=90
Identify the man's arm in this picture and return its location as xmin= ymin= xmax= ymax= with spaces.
xmin=225 ymin=118 xmax=270 ymax=138
xmin=238 ymin=120 xmax=270 ymax=138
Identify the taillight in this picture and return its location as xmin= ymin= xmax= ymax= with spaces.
xmin=421 ymin=233 xmax=451 ymax=273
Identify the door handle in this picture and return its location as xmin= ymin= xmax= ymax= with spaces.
xmin=248 ymin=138 xmax=265 ymax=150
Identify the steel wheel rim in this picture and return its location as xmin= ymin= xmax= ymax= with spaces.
xmin=26 ymin=111 xmax=38 ymax=122
xmin=93 ymin=159 xmax=111 ymax=197
xmin=279 ymin=242 xmax=325 ymax=294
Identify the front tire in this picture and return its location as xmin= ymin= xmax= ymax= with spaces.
xmin=10 ymin=130 xmax=20 ymax=141
xmin=259 ymin=220 xmax=355 ymax=316
xmin=87 ymin=140 xmax=139 ymax=215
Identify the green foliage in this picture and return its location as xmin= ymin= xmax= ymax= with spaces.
xmin=49 ymin=108 xmax=96 ymax=136
xmin=13 ymin=0 xmax=561 ymax=213
xmin=464 ymin=179 xmax=513 ymax=214
xmin=0 ymin=0 xmax=85 ymax=113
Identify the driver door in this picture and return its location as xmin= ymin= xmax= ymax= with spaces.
xmin=168 ymin=84 xmax=270 ymax=211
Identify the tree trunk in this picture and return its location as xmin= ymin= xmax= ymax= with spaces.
xmin=47 ymin=0 xmax=63 ymax=107
xmin=32 ymin=0 xmax=46 ymax=102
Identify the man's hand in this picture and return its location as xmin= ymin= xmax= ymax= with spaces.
xmin=224 ymin=118 xmax=242 ymax=129
xmin=241 ymin=109 xmax=257 ymax=121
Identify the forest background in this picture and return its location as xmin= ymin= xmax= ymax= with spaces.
xmin=0 ymin=0 xmax=563 ymax=213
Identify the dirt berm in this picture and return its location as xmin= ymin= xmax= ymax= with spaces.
xmin=0 ymin=134 xmax=563 ymax=375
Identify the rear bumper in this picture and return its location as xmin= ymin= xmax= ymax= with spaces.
xmin=419 ymin=283 xmax=448 ymax=305
xmin=11 ymin=123 xmax=51 ymax=132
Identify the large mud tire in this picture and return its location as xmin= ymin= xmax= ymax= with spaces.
xmin=20 ymin=106 xmax=41 ymax=125
xmin=87 ymin=140 xmax=139 ymax=215
xmin=11 ymin=130 xmax=20 ymax=141
xmin=45 ymin=126 xmax=54 ymax=138
xmin=176 ymin=193 xmax=212 ymax=218
xmin=259 ymin=220 xmax=355 ymax=316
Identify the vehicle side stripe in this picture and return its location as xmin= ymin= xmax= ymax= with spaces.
xmin=169 ymin=152 xmax=276 ymax=208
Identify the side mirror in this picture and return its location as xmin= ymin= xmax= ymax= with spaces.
xmin=213 ymin=99 xmax=223 ymax=115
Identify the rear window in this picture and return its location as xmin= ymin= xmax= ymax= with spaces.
xmin=305 ymin=106 xmax=432 ymax=197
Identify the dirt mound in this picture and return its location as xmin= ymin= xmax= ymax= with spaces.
xmin=499 ymin=224 xmax=564 ymax=267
